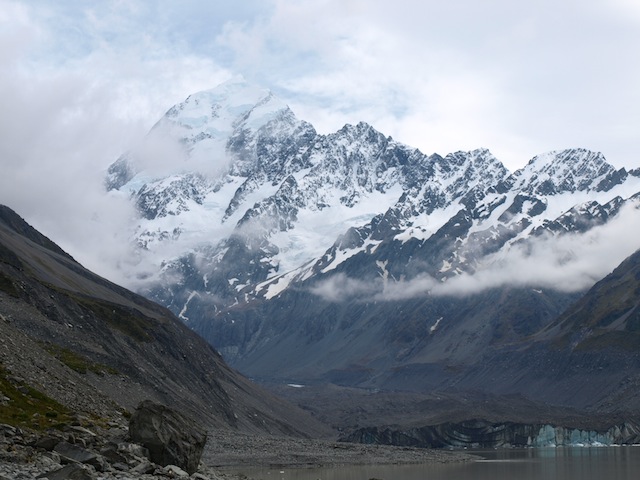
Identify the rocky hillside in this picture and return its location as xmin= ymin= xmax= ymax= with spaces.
xmin=0 ymin=204 xmax=328 ymax=438
xmin=541 ymin=248 xmax=640 ymax=351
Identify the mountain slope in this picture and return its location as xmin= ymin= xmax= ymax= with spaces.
xmin=449 ymin=247 xmax=640 ymax=414
xmin=541 ymin=248 xmax=640 ymax=351
xmin=0 ymin=204 xmax=328 ymax=437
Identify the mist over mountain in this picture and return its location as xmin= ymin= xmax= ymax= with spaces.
xmin=105 ymin=79 xmax=640 ymax=411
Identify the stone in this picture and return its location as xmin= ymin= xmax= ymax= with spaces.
xmin=43 ymin=451 xmax=62 ymax=464
xmin=161 ymin=464 xmax=189 ymax=477
xmin=34 ymin=453 xmax=62 ymax=470
xmin=66 ymin=426 xmax=96 ymax=438
xmin=128 ymin=400 xmax=207 ymax=475
xmin=99 ymin=445 xmax=127 ymax=464
xmin=34 ymin=435 xmax=60 ymax=451
xmin=191 ymin=473 xmax=213 ymax=480
xmin=117 ymin=441 xmax=150 ymax=464
xmin=129 ymin=459 xmax=155 ymax=474
xmin=53 ymin=441 xmax=98 ymax=465
xmin=111 ymin=462 xmax=129 ymax=471
xmin=37 ymin=464 xmax=94 ymax=480
xmin=0 ymin=424 xmax=17 ymax=437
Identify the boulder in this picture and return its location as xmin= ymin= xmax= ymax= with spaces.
xmin=128 ymin=400 xmax=207 ymax=474
xmin=54 ymin=441 xmax=98 ymax=465
xmin=34 ymin=435 xmax=60 ymax=451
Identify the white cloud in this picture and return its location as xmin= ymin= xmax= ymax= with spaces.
xmin=311 ymin=202 xmax=640 ymax=302
xmin=437 ymin=202 xmax=640 ymax=296
xmin=0 ymin=0 xmax=232 ymax=285
xmin=215 ymin=0 xmax=640 ymax=170
xmin=1 ymin=0 xmax=639 ymax=288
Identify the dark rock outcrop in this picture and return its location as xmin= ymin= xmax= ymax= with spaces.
xmin=128 ymin=400 xmax=207 ymax=474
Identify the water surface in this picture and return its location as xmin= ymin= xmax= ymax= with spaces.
xmin=232 ymin=446 xmax=640 ymax=480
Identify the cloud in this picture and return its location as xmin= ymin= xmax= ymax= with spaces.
xmin=1 ymin=0 xmax=639 ymax=291
xmin=216 ymin=0 xmax=640 ymax=170
xmin=310 ymin=201 xmax=640 ymax=302
xmin=437 ymin=202 xmax=640 ymax=296
xmin=309 ymin=272 xmax=379 ymax=303
xmin=0 ymin=0 xmax=233 ymax=286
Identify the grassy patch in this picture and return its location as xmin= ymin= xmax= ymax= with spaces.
xmin=41 ymin=343 xmax=118 ymax=376
xmin=0 ymin=363 xmax=72 ymax=430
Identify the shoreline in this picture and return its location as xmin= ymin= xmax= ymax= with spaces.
xmin=203 ymin=430 xmax=478 ymax=476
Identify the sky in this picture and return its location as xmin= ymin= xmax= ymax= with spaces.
xmin=1 ymin=0 xmax=640 ymax=281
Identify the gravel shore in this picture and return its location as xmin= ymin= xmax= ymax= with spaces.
xmin=205 ymin=429 xmax=477 ymax=469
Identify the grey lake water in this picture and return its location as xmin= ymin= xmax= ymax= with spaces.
xmin=231 ymin=446 xmax=640 ymax=480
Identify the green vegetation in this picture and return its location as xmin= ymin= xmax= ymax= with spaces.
xmin=41 ymin=343 xmax=118 ymax=375
xmin=0 ymin=363 xmax=72 ymax=430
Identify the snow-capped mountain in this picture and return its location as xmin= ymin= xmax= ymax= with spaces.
xmin=107 ymin=79 xmax=640 ymax=389
xmin=107 ymin=80 xmax=509 ymax=310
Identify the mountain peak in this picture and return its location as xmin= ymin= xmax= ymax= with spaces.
xmin=512 ymin=148 xmax=615 ymax=195
xmin=162 ymin=78 xmax=289 ymax=135
xmin=0 ymin=205 xmax=74 ymax=261
xmin=107 ymin=80 xmax=297 ymax=190
xmin=103 ymin=83 xmax=640 ymax=346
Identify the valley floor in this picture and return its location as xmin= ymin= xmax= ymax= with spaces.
xmin=205 ymin=429 xmax=475 ymax=471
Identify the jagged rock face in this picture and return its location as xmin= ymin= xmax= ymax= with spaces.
xmin=106 ymin=79 xmax=640 ymax=400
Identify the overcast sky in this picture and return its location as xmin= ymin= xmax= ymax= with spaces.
xmin=1 ymin=0 xmax=640 ymax=279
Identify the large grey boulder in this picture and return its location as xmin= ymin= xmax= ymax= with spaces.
xmin=128 ymin=400 xmax=207 ymax=474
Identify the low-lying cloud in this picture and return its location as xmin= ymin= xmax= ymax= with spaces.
xmin=311 ymin=201 xmax=640 ymax=302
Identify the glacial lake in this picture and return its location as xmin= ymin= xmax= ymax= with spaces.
xmin=232 ymin=446 xmax=640 ymax=480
